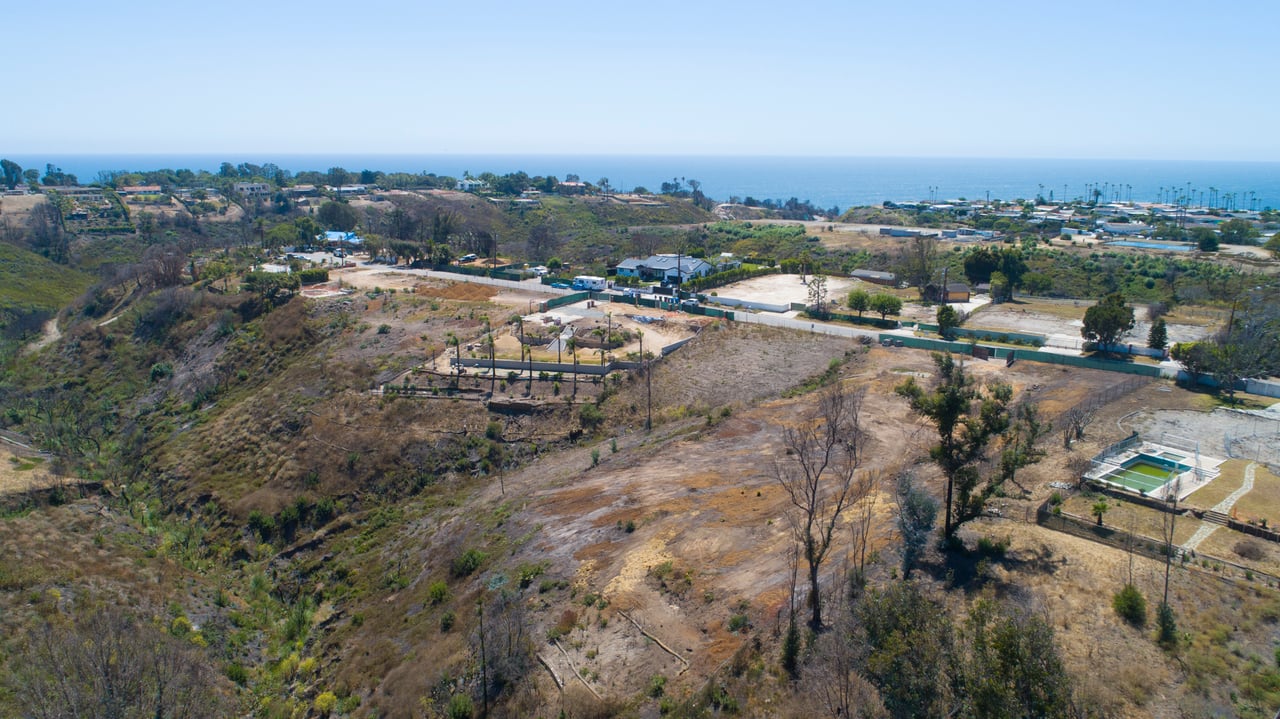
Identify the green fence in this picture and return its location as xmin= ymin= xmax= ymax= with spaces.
xmin=544 ymin=292 xmax=589 ymax=309
xmin=878 ymin=336 xmax=1164 ymax=377
xmin=915 ymin=324 xmax=1046 ymax=346
xmin=1007 ymin=349 xmax=1163 ymax=376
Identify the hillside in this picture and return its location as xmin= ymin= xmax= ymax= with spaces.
xmin=0 ymin=233 xmax=1277 ymax=718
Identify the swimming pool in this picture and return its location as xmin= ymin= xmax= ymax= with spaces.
xmin=1106 ymin=240 xmax=1193 ymax=252
xmin=1100 ymin=454 xmax=1191 ymax=494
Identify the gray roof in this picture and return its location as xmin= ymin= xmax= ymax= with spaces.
xmin=851 ymin=269 xmax=896 ymax=281
xmin=618 ymin=254 xmax=713 ymax=273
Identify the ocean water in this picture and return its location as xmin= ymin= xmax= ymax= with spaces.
xmin=6 ymin=154 xmax=1279 ymax=211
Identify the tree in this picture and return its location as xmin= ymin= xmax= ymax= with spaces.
xmin=896 ymin=353 xmax=1011 ymax=538
xmin=936 ymin=304 xmax=960 ymax=339
xmin=854 ymin=582 xmax=955 ymax=719
xmin=997 ymin=403 xmax=1050 ymax=492
xmin=1218 ymin=218 xmax=1259 ymax=245
xmin=1171 ymin=341 xmax=1214 ymax=385
xmin=0 ymin=159 xmax=22 ymax=190
xmin=1147 ymin=317 xmax=1168 ymax=351
xmin=1265 ymin=233 xmax=1280 ymax=258
xmin=1081 ymin=293 xmax=1134 ymax=350
xmin=960 ymin=599 xmax=1073 ymax=719
xmin=846 ymin=288 xmax=870 ymax=317
xmin=13 ymin=606 xmax=222 ymax=719
xmin=1091 ymin=499 xmax=1109 ymax=526
xmin=898 ymin=235 xmax=938 ymax=293
xmin=807 ymin=274 xmax=829 ymax=317
xmin=774 ymin=383 xmax=869 ymax=631
xmin=317 ymin=200 xmax=359 ymax=232
xmin=894 ymin=470 xmax=936 ymax=579
xmin=526 ymin=223 xmax=559 ymax=262
xmin=1191 ymin=227 xmax=1219 ymax=252
xmin=869 ymin=293 xmax=903 ymax=320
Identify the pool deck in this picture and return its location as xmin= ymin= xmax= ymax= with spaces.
xmin=1086 ymin=441 xmax=1226 ymax=501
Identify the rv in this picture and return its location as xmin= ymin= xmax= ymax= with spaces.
xmin=571 ymin=275 xmax=608 ymax=291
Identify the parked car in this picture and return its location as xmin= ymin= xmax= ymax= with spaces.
xmin=459 ymin=253 xmax=478 ymax=263
xmin=550 ymin=281 xmax=571 ymax=289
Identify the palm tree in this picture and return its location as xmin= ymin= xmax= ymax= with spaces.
xmin=445 ymin=332 xmax=461 ymax=387
xmin=1092 ymin=499 xmax=1109 ymax=526
xmin=483 ymin=317 xmax=496 ymax=396
xmin=566 ymin=336 xmax=578 ymax=397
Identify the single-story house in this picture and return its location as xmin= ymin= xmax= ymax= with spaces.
xmin=924 ymin=282 xmax=971 ymax=303
xmin=615 ymin=254 xmax=715 ymax=283
xmin=944 ymin=282 xmax=971 ymax=302
xmin=1098 ymin=222 xmax=1152 ymax=236
xmin=456 ymin=178 xmax=486 ymax=192
xmin=234 ymin=182 xmax=271 ymax=198
xmin=284 ymin=185 xmax=319 ymax=197
xmin=49 ymin=186 xmax=105 ymax=203
xmin=715 ymin=252 xmax=742 ymax=271
xmin=851 ymin=269 xmax=897 ymax=286
xmin=118 ymin=185 xmax=162 ymax=196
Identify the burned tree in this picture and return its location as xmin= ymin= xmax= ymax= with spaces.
xmin=775 ymin=383 xmax=870 ymax=631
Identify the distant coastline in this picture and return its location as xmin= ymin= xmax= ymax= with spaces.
xmin=6 ymin=154 xmax=1278 ymax=211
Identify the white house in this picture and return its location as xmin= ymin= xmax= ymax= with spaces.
xmin=456 ymin=178 xmax=486 ymax=192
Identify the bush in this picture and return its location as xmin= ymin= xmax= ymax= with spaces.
xmin=446 ymin=693 xmax=474 ymax=719
xmin=1156 ymin=602 xmax=1178 ymax=648
xmin=439 ymin=610 xmax=455 ymax=632
xmin=428 ymin=580 xmax=449 ymax=605
xmin=648 ymin=674 xmax=667 ymax=698
xmin=1113 ymin=583 xmax=1147 ymax=627
xmin=976 ymin=535 xmax=1009 ymax=558
xmin=1234 ymin=540 xmax=1266 ymax=561
xmin=314 ymin=691 xmax=338 ymax=715
xmin=451 ymin=549 xmax=486 ymax=577
xmin=298 ymin=268 xmax=329 ymax=285
xmin=579 ymin=403 xmax=604 ymax=431
xmin=377 ymin=323 xmax=391 ymax=334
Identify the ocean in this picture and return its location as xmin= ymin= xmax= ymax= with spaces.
xmin=6 ymin=154 xmax=1279 ymax=212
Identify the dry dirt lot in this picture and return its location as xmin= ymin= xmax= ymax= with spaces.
xmin=465 ymin=335 xmax=1137 ymax=706
xmin=712 ymin=272 xmax=858 ymax=307
xmin=0 ymin=193 xmax=47 ymax=223
xmin=966 ymin=297 xmax=1218 ymax=347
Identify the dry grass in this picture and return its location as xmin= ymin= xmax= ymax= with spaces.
xmin=1232 ymin=463 xmax=1280 ymax=525
xmin=1184 ymin=459 xmax=1248 ymax=509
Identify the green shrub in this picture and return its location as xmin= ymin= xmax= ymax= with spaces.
xmin=1113 ymin=583 xmax=1147 ymax=627
xmin=446 ymin=693 xmax=474 ymax=719
xmin=225 ymin=663 xmax=248 ymax=685
xmin=451 ymin=549 xmax=486 ymax=577
xmin=299 ymin=268 xmax=329 ymax=285
xmin=428 ymin=580 xmax=449 ymax=605
xmin=377 ymin=323 xmax=391 ymax=334
xmin=440 ymin=610 xmax=455 ymax=632
xmin=314 ymin=691 xmax=338 ymax=715
xmin=976 ymin=535 xmax=1009 ymax=558
xmin=648 ymin=674 xmax=667 ymax=698
xmin=728 ymin=614 xmax=749 ymax=633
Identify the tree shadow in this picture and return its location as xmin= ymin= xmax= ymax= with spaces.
xmin=920 ymin=537 xmax=1069 ymax=595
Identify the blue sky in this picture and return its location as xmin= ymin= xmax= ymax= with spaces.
xmin=8 ymin=0 xmax=1279 ymax=160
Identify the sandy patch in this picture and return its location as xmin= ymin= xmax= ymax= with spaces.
xmin=714 ymin=273 xmax=858 ymax=306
